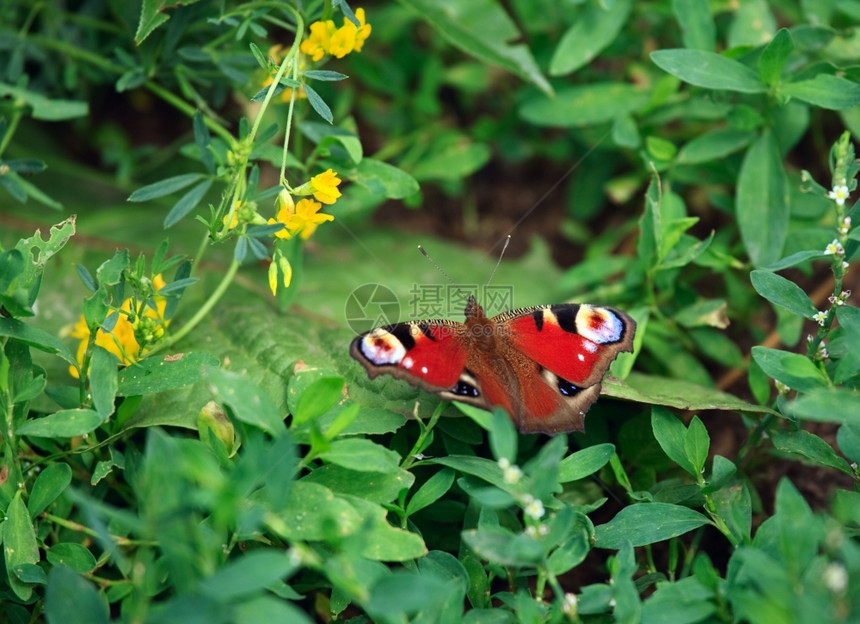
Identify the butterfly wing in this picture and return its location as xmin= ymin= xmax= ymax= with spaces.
xmin=350 ymin=320 xmax=471 ymax=397
xmin=495 ymin=303 xmax=635 ymax=433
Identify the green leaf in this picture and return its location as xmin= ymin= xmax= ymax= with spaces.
xmin=89 ymin=347 xmax=118 ymax=419
xmin=549 ymin=0 xmax=632 ymax=75
xmin=116 ymin=352 xmax=217 ymax=396
xmin=406 ymin=468 xmax=455 ymax=516
xmin=16 ymin=409 xmax=104 ymax=438
xmin=520 ymin=83 xmax=650 ymax=127
xmin=198 ymin=550 xmax=299 ymax=601
xmin=750 ymin=270 xmax=817 ymax=319
xmin=712 ymin=481 xmax=752 ymax=545
xmin=736 ymin=131 xmax=789 ymax=267
xmin=164 ymin=179 xmax=213 ymax=227
xmin=759 ymin=250 xmax=827 ymax=270
xmin=684 ymin=416 xmax=710 ymax=475
xmin=45 ymin=565 xmax=109 ymax=624
xmin=303 ymin=83 xmax=333 ymax=123
xmin=783 ymin=74 xmax=860 ymax=110
xmin=411 ymin=141 xmax=491 ymax=181
xmin=28 ymin=463 xmax=72 ymax=518
xmin=398 ymin=0 xmax=551 ymax=94
xmin=677 ymin=128 xmax=755 ymax=164
xmin=429 ymin=455 xmax=504 ymax=489
xmin=234 ymin=596 xmax=315 ymax=624
xmin=594 ymin=502 xmax=711 ymax=548
xmin=45 ymin=543 xmax=97 ymax=574
xmin=293 ymin=376 xmax=345 ymax=426
xmin=771 ymin=429 xmax=854 ymax=476
xmin=787 ymin=388 xmax=860 ymax=424
xmin=612 ymin=373 xmax=778 ymax=415
xmin=488 ymin=408 xmax=517 ymax=463
xmin=558 ymin=443 xmax=615 ymax=483
xmin=462 ymin=526 xmax=544 ymax=566
xmin=652 ymin=407 xmax=697 ymax=477
xmin=0 ymin=85 xmax=89 ymax=121
xmin=758 ymin=28 xmax=794 ymax=87
xmin=3 ymin=491 xmax=39 ymax=600
xmin=650 ymin=49 xmax=766 ymax=93
xmin=317 ymin=437 xmax=402 ymax=473
xmin=0 ymin=318 xmax=76 ymax=366
xmin=303 ymin=464 xmax=414 ymax=503
xmin=205 ymin=368 xmax=285 ymax=436
xmin=671 ymin=0 xmax=716 ymax=51
xmin=366 ymin=571 xmax=453 ymax=620
xmin=304 ymin=70 xmax=349 ymax=81
xmin=127 ymin=173 xmax=205 ymax=202
xmin=350 ymin=158 xmax=419 ymax=199
xmin=750 ymin=346 xmax=830 ymax=392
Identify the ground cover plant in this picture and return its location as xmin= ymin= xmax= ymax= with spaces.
xmin=2 ymin=0 xmax=860 ymax=622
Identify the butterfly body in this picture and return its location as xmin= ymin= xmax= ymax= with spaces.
xmin=350 ymin=296 xmax=635 ymax=434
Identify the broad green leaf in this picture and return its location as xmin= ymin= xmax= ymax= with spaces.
xmin=736 ymin=131 xmax=789 ymax=267
xmin=399 ymin=0 xmax=551 ymax=94
xmin=750 ymin=347 xmax=830 ymax=392
xmin=652 ymin=407 xmax=697 ymax=476
xmin=344 ymin=495 xmax=427 ymax=561
xmin=520 ymin=83 xmax=650 ymax=127
xmin=595 ymin=502 xmax=711 ymax=548
xmin=116 ymin=352 xmax=219 ymax=396
xmin=429 ymin=455 xmax=504 ymax=488
xmin=787 ymin=388 xmax=860 ymax=424
xmin=671 ymin=0 xmax=716 ymax=50
xmin=45 ymin=565 xmax=109 ymax=624
xmin=783 ymin=74 xmax=860 ymax=110
xmin=835 ymin=307 xmax=860 ymax=382
xmin=16 ymin=409 xmax=104 ymax=438
xmin=317 ymin=437 xmax=402 ymax=473
xmin=758 ymin=28 xmax=794 ymax=87
xmin=411 ymin=142 xmax=491 ymax=181
xmin=127 ymin=173 xmax=205 ymax=202
xmin=771 ymin=430 xmax=854 ymax=476
xmin=45 ymin=544 xmax=97 ymax=574
xmin=205 ymin=368 xmax=285 ymax=436
xmin=759 ymin=250 xmax=826 ymax=270
xmin=303 ymin=463 xmax=413 ymax=504
xmin=837 ymin=423 xmax=860 ymax=463
xmin=673 ymin=298 xmax=728 ymax=328
xmin=684 ymin=416 xmax=710 ymax=475
xmin=558 ymin=443 xmax=615 ymax=483
xmin=750 ymin=270 xmax=817 ymax=319
xmin=642 ymin=576 xmax=716 ymax=624
xmin=366 ymin=571 xmax=452 ymax=620
xmin=406 ymin=468 xmax=455 ymax=516
xmin=198 ymin=550 xmax=299 ymax=601
xmin=4 ymin=491 xmax=40 ymax=600
xmin=0 ymin=318 xmax=76 ymax=365
xmin=706 ymin=455 xmax=737 ymax=493
xmin=650 ymin=49 xmax=766 ymax=93
xmin=462 ymin=526 xmax=544 ymax=566
xmin=293 ymin=376 xmax=345 ymax=426
xmin=711 ymin=481 xmax=752 ymax=545
xmin=547 ymin=514 xmax=592 ymax=575
xmin=727 ymin=0 xmax=776 ymax=48
xmin=28 ymin=463 xmax=72 ymax=518
xmin=0 ymin=83 xmax=88 ymax=120
xmin=549 ymin=0 xmax=632 ymax=75
xmin=95 ymin=249 xmax=128 ymax=286
xmin=89 ymin=347 xmax=118 ymax=419
xmin=616 ymin=373 xmax=777 ymax=415
xmin=488 ymin=408 xmax=517 ymax=463
xmin=234 ymin=596 xmax=315 ymax=624
xmin=350 ymin=158 xmax=419 ymax=199
xmin=677 ymin=128 xmax=755 ymax=164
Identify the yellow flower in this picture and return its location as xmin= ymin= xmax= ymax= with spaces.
xmin=301 ymin=8 xmax=371 ymax=60
xmin=294 ymin=198 xmax=334 ymax=239
xmin=310 ymin=168 xmax=342 ymax=205
xmin=69 ymin=275 xmax=169 ymax=379
xmin=222 ymin=210 xmax=239 ymax=230
xmin=300 ymin=20 xmax=336 ymax=62
xmin=268 ymin=191 xmax=297 ymax=239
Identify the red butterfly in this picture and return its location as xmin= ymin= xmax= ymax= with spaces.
xmin=350 ymin=295 xmax=635 ymax=434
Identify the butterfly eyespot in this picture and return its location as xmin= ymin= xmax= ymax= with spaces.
xmin=575 ymin=306 xmax=625 ymax=344
xmin=452 ymin=380 xmax=480 ymax=398
xmin=360 ymin=329 xmax=406 ymax=365
xmin=557 ymin=378 xmax=581 ymax=397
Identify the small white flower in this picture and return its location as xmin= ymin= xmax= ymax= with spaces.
xmin=828 ymin=184 xmax=850 ymax=206
xmin=497 ymin=457 xmax=511 ymax=470
xmin=839 ymin=217 xmax=852 ymax=236
xmin=823 ymin=562 xmax=848 ymax=593
xmin=825 ymin=239 xmax=845 ymax=256
xmin=524 ymin=498 xmax=545 ymax=519
xmin=502 ymin=464 xmax=523 ymax=485
xmin=843 ymin=261 xmax=850 ymax=271
xmin=525 ymin=525 xmax=538 ymax=537
xmin=562 ymin=593 xmax=578 ymax=617
xmin=813 ymin=310 xmax=828 ymax=326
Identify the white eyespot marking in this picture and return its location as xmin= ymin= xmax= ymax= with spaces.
xmin=360 ymin=328 xmax=406 ymax=365
xmin=577 ymin=353 xmax=585 ymax=361
xmin=402 ymin=356 xmax=414 ymax=370
xmin=576 ymin=306 xmax=625 ymax=344
xmin=421 ymin=366 xmax=428 ymax=374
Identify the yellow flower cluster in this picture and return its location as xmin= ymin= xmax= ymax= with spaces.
xmin=300 ymin=8 xmax=371 ymax=61
xmin=68 ymin=275 xmax=169 ymax=378
xmin=268 ymin=169 xmax=341 ymax=240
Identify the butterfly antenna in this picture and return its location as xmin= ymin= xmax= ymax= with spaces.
xmin=417 ymin=245 xmax=455 ymax=285
xmin=486 ymin=235 xmax=511 ymax=287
